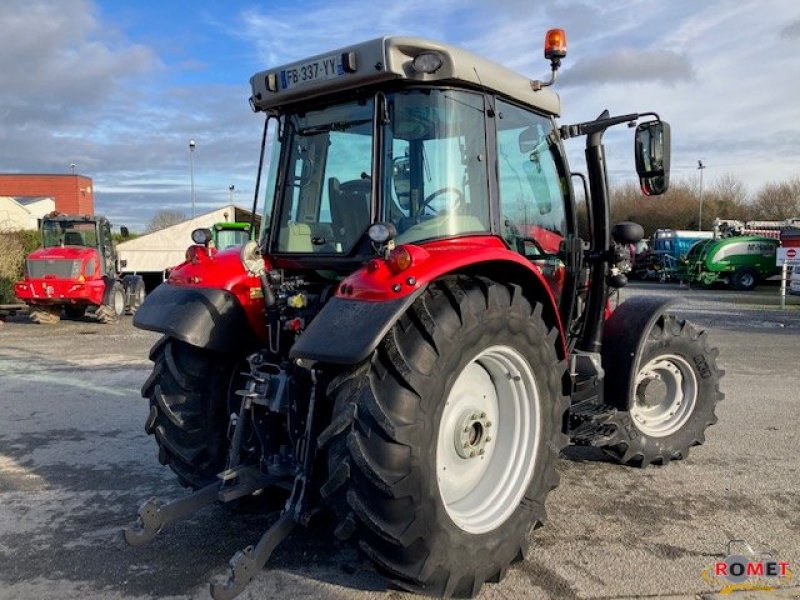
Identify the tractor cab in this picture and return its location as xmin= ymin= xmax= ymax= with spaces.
xmin=212 ymin=222 xmax=252 ymax=250
xmin=39 ymin=214 xmax=117 ymax=275
xmin=252 ymin=40 xmax=571 ymax=277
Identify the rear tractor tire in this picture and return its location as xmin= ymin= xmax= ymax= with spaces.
xmin=142 ymin=336 xmax=245 ymax=489
xmin=605 ymin=315 xmax=723 ymax=467
xmin=96 ymin=282 xmax=125 ymax=324
xmin=29 ymin=304 xmax=61 ymax=325
xmin=123 ymin=275 xmax=146 ymax=315
xmin=321 ymin=276 xmax=568 ymax=596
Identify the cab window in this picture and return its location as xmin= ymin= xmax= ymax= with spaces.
xmin=495 ymin=99 xmax=567 ymax=258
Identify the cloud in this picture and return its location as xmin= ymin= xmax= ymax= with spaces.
xmin=0 ymin=0 xmax=158 ymax=121
xmin=781 ymin=18 xmax=800 ymax=39
xmin=237 ymin=0 xmax=465 ymax=67
xmin=559 ymin=48 xmax=695 ymax=87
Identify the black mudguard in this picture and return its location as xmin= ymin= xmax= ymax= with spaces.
xmin=133 ymin=283 xmax=258 ymax=353
xmin=601 ymin=295 xmax=678 ymax=403
xmin=290 ymin=293 xmax=422 ymax=365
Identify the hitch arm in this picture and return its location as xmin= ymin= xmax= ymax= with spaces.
xmin=209 ymin=512 xmax=296 ymax=600
xmin=123 ymin=482 xmax=219 ymax=546
xmin=209 ymin=369 xmax=322 ymax=600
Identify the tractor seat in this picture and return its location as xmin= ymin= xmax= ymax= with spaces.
xmin=328 ymin=177 xmax=371 ymax=251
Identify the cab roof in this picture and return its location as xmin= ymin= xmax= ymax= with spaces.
xmin=250 ymin=36 xmax=561 ymax=116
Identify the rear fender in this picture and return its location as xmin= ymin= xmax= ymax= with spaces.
xmin=601 ymin=295 xmax=679 ymax=406
xmin=291 ymin=237 xmax=566 ymax=365
xmin=133 ymin=283 xmax=258 ymax=353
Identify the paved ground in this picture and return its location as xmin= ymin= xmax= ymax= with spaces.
xmin=1 ymin=283 xmax=799 ymax=600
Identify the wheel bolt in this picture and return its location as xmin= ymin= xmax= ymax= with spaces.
xmin=486 ymin=422 xmax=492 ymax=428
xmin=479 ymin=449 xmax=485 ymax=455
xmin=480 ymin=412 xmax=486 ymax=418
xmin=485 ymin=436 xmax=491 ymax=443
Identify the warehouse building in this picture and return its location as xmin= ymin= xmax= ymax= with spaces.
xmin=0 ymin=174 xmax=94 ymax=215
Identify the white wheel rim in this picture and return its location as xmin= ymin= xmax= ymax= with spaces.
xmin=630 ymin=354 xmax=697 ymax=437
xmin=114 ymin=289 xmax=125 ymax=316
xmin=740 ymin=273 xmax=754 ymax=287
xmin=436 ymin=345 xmax=540 ymax=534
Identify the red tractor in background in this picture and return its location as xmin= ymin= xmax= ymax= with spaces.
xmin=125 ymin=32 xmax=723 ymax=599
xmin=14 ymin=213 xmax=145 ymax=324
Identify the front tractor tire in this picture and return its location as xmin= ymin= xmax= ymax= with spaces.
xmin=605 ymin=315 xmax=723 ymax=467
xmin=322 ymin=277 xmax=568 ymax=596
xmin=96 ymin=282 xmax=125 ymax=324
xmin=142 ymin=337 xmax=244 ymax=488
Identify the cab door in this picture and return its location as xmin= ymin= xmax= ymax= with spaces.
xmin=494 ymin=99 xmax=573 ymax=307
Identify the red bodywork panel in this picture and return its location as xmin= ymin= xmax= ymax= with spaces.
xmin=337 ymin=235 xmax=567 ymax=354
xmin=167 ymin=246 xmax=268 ymax=341
xmin=163 ymin=237 xmax=567 ymax=354
xmin=14 ymin=246 xmax=106 ymax=306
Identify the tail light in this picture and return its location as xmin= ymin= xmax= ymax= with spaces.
xmin=387 ymin=246 xmax=413 ymax=273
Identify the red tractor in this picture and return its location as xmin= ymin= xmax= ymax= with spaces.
xmin=126 ymin=32 xmax=723 ymax=599
xmin=14 ymin=213 xmax=145 ymax=324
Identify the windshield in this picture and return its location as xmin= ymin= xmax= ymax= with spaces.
xmin=272 ymin=98 xmax=374 ymax=254
xmin=215 ymin=228 xmax=250 ymax=250
xmin=41 ymin=220 xmax=98 ymax=248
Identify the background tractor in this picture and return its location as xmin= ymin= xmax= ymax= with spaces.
xmin=14 ymin=213 xmax=145 ymax=323
xmin=126 ymin=32 xmax=723 ymax=599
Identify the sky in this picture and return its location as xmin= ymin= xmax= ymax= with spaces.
xmin=1 ymin=0 xmax=799 ymax=231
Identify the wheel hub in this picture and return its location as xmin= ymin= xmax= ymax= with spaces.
xmin=631 ymin=355 xmax=698 ymax=437
xmin=635 ymin=375 xmax=668 ymax=407
xmin=454 ymin=410 xmax=492 ymax=459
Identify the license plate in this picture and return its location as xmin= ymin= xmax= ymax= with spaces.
xmin=280 ymin=55 xmax=344 ymax=90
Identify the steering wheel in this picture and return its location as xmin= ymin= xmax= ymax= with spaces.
xmin=417 ymin=187 xmax=465 ymax=217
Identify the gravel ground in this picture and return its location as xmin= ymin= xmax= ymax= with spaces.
xmin=1 ymin=282 xmax=798 ymax=600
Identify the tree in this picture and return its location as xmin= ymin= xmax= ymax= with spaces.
xmin=145 ymin=210 xmax=187 ymax=233
xmin=749 ymin=177 xmax=800 ymax=220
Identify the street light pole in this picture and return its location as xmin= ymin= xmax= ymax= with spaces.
xmin=229 ymin=184 xmax=235 ymax=204
xmin=697 ymin=159 xmax=706 ymax=231
xmin=189 ymin=139 xmax=196 ymax=218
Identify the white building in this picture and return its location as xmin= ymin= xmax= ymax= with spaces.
xmin=0 ymin=196 xmax=55 ymax=232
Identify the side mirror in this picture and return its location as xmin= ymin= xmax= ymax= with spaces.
xmin=191 ymin=228 xmax=212 ymax=246
xmin=634 ymin=120 xmax=671 ymax=196
xmin=120 ymin=226 xmax=130 ymax=238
